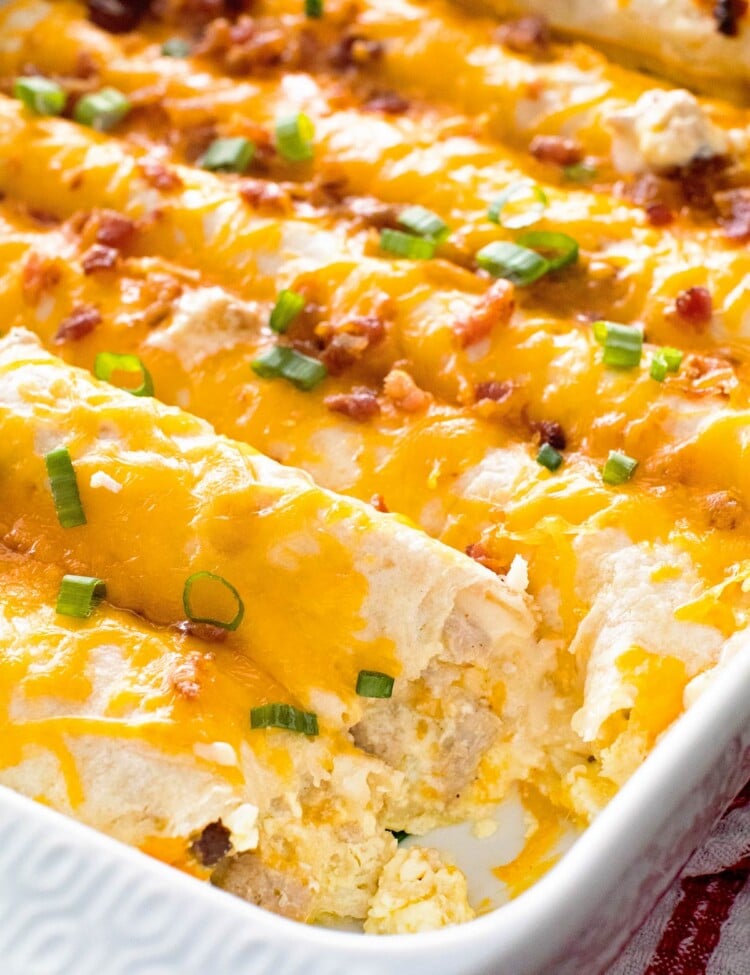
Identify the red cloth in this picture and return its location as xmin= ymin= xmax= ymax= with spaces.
xmin=607 ymin=784 xmax=750 ymax=975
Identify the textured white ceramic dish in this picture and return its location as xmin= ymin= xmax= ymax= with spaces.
xmin=2 ymin=638 xmax=749 ymax=975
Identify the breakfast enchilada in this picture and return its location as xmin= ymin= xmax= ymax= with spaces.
xmin=0 ymin=0 xmax=749 ymax=935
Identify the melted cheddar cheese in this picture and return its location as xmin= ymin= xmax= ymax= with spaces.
xmin=0 ymin=0 xmax=749 ymax=931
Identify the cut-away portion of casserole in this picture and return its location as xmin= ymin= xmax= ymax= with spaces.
xmin=0 ymin=329 xmax=554 ymax=926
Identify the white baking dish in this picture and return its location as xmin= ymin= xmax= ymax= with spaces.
xmin=2 ymin=636 xmax=749 ymax=975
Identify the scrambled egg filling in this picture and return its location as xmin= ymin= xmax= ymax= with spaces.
xmin=0 ymin=0 xmax=749 ymax=934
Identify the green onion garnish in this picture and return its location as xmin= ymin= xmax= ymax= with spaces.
xmin=13 ymin=76 xmax=66 ymax=116
xmin=563 ymin=163 xmax=598 ymax=184
xmin=94 ymin=352 xmax=154 ymax=397
xmin=305 ymin=0 xmax=324 ymax=16
xmin=198 ymin=137 xmax=255 ymax=174
xmin=651 ymin=346 xmax=684 ymax=381
xmin=602 ymin=450 xmax=638 ymax=486
xmin=183 ymin=571 xmax=245 ymax=631
xmin=252 ymin=346 xmax=327 ymax=391
xmin=476 ymin=241 xmax=549 ymax=286
xmin=45 ymin=447 xmax=86 ymax=529
xmin=356 ymin=670 xmax=395 ymax=698
xmin=269 ymin=289 xmax=306 ymax=334
xmin=250 ymin=702 xmax=319 ymax=736
xmin=56 ymin=575 xmax=106 ymax=618
xmin=73 ymin=87 xmax=131 ymax=132
xmin=488 ymin=181 xmax=547 ymax=229
xmin=161 ymin=38 xmax=192 ymax=57
xmin=380 ymin=228 xmax=436 ymax=260
xmin=397 ymin=205 xmax=449 ymax=242
xmin=389 ymin=830 xmax=410 ymax=844
xmin=275 ymin=112 xmax=315 ymax=162
xmin=536 ymin=443 xmax=563 ymax=472
xmin=516 ymin=230 xmax=579 ymax=272
xmin=593 ymin=321 xmax=643 ymax=369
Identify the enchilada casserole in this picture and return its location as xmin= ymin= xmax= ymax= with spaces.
xmin=1 ymin=0 xmax=750 ymax=934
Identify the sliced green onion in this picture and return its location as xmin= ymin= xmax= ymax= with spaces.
xmin=356 ymin=670 xmax=395 ymax=698
xmin=250 ymin=702 xmax=319 ymax=736
xmin=270 ymin=289 xmax=306 ymax=334
xmin=305 ymin=0 xmax=324 ymax=16
xmin=516 ymin=230 xmax=579 ymax=272
xmin=94 ymin=352 xmax=154 ymax=397
xmin=593 ymin=321 xmax=643 ymax=369
xmin=183 ymin=571 xmax=245 ymax=631
xmin=45 ymin=447 xmax=87 ymax=529
xmin=161 ymin=38 xmax=192 ymax=57
xmin=56 ymin=575 xmax=106 ymax=619
xmin=389 ymin=830 xmax=410 ymax=844
xmin=275 ymin=112 xmax=315 ymax=162
xmin=536 ymin=443 xmax=563 ymax=472
xmin=476 ymin=241 xmax=549 ymax=286
xmin=397 ymin=205 xmax=449 ymax=242
xmin=13 ymin=76 xmax=66 ymax=116
xmin=198 ymin=137 xmax=254 ymax=174
xmin=488 ymin=181 xmax=547 ymax=229
xmin=252 ymin=345 xmax=327 ymax=391
xmin=380 ymin=228 xmax=436 ymax=260
xmin=602 ymin=450 xmax=638 ymax=486
xmin=650 ymin=347 xmax=683 ymax=382
xmin=563 ymin=163 xmax=598 ymax=184
xmin=73 ymin=87 xmax=131 ymax=132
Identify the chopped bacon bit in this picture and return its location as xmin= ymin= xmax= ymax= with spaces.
xmin=54 ymin=305 xmax=102 ymax=343
xmin=529 ymin=135 xmax=583 ymax=167
xmin=324 ymin=387 xmax=381 ymax=421
xmin=74 ymin=49 xmax=99 ymax=81
xmin=370 ymin=493 xmax=389 ymax=513
xmin=363 ymin=91 xmax=410 ymax=114
xmin=196 ymin=16 xmax=289 ymax=73
xmin=535 ymin=419 xmax=567 ymax=450
xmin=329 ymin=34 xmax=384 ymax=70
xmin=383 ymin=368 xmax=431 ymax=413
xmin=645 ymin=203 xmax=674 ymax=227
xmin=465 ymin=542 xmax=506 ymax=575
xmin=173 ymin=620 xmax=228 ymax=644
xmin=86 ymin=0 xmax=147 ymax=33
xmin=150 ymin=0 xmax=240 ymax=27
xmin=714 ymin=0 xmax=748 ymax=35
xmin=681 ymin=352 xmax=736 ymax=396
xmin=675 ymin=287 xmax=713 ymax=330
xmin=22 ymin=253 xmax=61 ymax=305
xmin=138 ymin=158 xmax=183 ymax=191
xmin=82 ymin=244 xmax=119 ymax=275
xmin=455 ymin=280 xmax=515 ymax=348
xmin=716 ymin=188 xmax=750 ymax=241
xmin=191 ymin=821 xmax=232 ymax=867
xmin=704 ymin=490 xmax=744 ymax=529
xmin=495 ymin=15 xmax=551 ymax=56
xmin=318 ymin=315 xmax=387 ymax=374
xmin=169 ymin=651 xmax=205 ymax=700
xmin=238 ymin=178 xmax=292 ymax=214
xmin=96 ymin=211 xmax=136 ymax=250
xmin=344 ymin=196 xmax=401 ymax=231
xmin=475 ymin=380 xmax=513 ymax=403
xmin=675 ymin=156 xmax=730 ymax=210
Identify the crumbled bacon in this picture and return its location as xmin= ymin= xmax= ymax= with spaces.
xmin=173 ymin=620 xmax=228 ymax=643
xmin=714 ymin=0 xmax=748 ymax=36
xmin=21 ymin=253 xmax=61 ymax=305
xmin=454 ymin=280 xmax=515 ymax=348
xmin=704 ymin=490 xmax=744 ymax=529
xmin=238 ymin=178 xmax=292 ymax=213
xmin=474 ymin=380 xmax=513 ymax=403
xmin=645 ymin=203 xmax=674 ymax=227
xmin=54 ymin=305 xmax=102 ymax=343
xmin=370 ymin=493 xmax=389 ymax=513
xmin=96 ymin=211 xmax=137 ymax=250
xmin=681 ymin=352 xmax=736 ymax=396
xmin=383 ymin=368 xmax=431 ymax=412
xmin=169 ymin=651 xmax=205 ymax=699
xmin=716 ymin=188 xmax=750 ymax=241
xmin=495 ymin=15 xmax=551 ymax=56
xmin=465 ymin=542 xmax=506 ymax=575
xmin=535 ymin=419 xmax=567 ymax=450
xmin=196 ymin=16 xmax=290 ymax=72
xmin=150 ymin=0 xmax=240 ymax=27
xmin=329 ymin=34 xmax=384 ymax=70
xmin=318 ymin=315 xmax=387 ymax=374
xmin=138 ymin=158 xmax=183 ymax=191
xmin=324 ymin=387 xmax=381 ymax=421
xmin=529 ymin=135 xmax=583 ymax=167
xmin=191 ymin=821 xmax=232 ymax=867
xmin=673 ymin=156 xmax=729 ymax=211
xmin=82 ymin=244 xmax=119 ymax=274
xmin=675 ymin=287 xmax=713 ymax=330
xmin=86 ymin=0 xmax=148 ymax=33
xmin=363 ymin=91 xmax=410 ymax=114
xmin=344 ymin=196 xmax=401 ymax=231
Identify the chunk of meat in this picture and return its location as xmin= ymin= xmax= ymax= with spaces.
xmin=82 ymin=244 xmax=119 ymax=274
xmin=383 ymin=368 xmax=431 ymax=412
xmin=675 ymin=287 xmax=713 ymax=330
xmin=454 ymin=280 xmax=515 ymax=347
xmin=495 ymin=15 xmax=550 ymax=56
xmin=191 ymin=821 xmax=232 ymax=866
xmin=324 ymin=387 xmax=381 ymax=421
xmin=54 ymin=305 xmax=102 ymax=343
xmin=716 ymin=188 xmax=750 ymax=241
xmin=714 ymin=0 xmax=748 ymax=36
xmin=21 ymin=253 xmax=61 ymax=305
xmin=529 ymin=135 xmax=583 ymax=166
xmin=474 ymin=380 xmax=513 ymax=403
xmin=96 ymin=211 xmax=137 ymax=250
xmin=86 ymin=0 xmax=148 ymax=33
xmin=138 ymin=158 xmax=183 ymax=191
xmin=363 ymin=91 xmax=410 ymax=114
xmin=534 ymin=419 xmax=567 ymax=450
